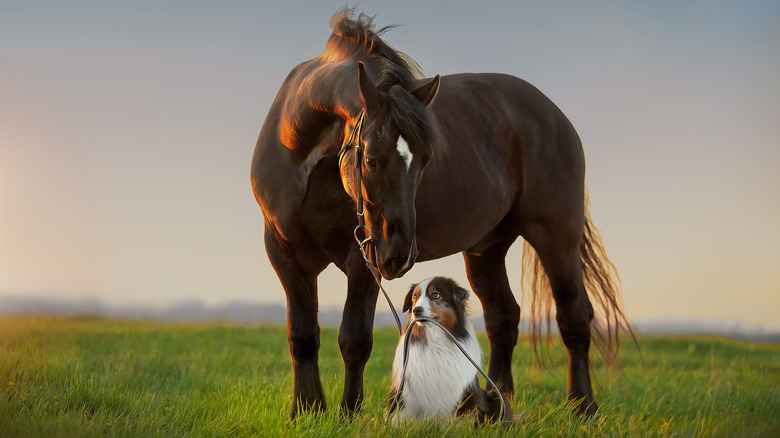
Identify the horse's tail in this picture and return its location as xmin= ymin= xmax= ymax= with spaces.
xmin=521 ymin=194 xmax=636 ymax=368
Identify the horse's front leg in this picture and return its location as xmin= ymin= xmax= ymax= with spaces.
xmin=264 ymin=226 xmax=326 ymax=418
xmin=338 ymin=253 xmax=380 ymax=415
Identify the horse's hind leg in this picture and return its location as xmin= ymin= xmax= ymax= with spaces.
xmin=463 ymin=239 xmax=521 ymax=396
xmin=264 ymin=225 xmax=326 ymax=418
xmin=526 ymin=225 xmax=598 ymax=415
xmin=338 ymin=255 xmax=380 ymax=415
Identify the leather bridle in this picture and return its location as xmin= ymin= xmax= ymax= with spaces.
xmin=338 ymin=109 xmax=403 ymax=333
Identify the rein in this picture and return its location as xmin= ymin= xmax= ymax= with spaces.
xmin=339 ymin=111 xmax=508 ymax=423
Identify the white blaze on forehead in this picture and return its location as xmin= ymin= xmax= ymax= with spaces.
xmin=417 ymin=278 xmax=433 ymax=297
xmin=396 ymin=136 xmax=413 ymax=171
xmin=413 ymin=278 xmax=434 ymax=316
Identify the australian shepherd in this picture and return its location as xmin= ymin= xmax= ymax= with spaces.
xmin=385 ymin=277 xmax=511 ymax=424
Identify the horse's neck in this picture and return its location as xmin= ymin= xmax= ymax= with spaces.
xmin=279 ymin=59 xmax=363 ymax=156
xmin=252 ymin=59 xmax=366 ymax=220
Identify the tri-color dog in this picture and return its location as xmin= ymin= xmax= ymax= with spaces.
xmin=385 ymin=277 xmax=511 ymax=424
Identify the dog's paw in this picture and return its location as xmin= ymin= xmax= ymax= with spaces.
xmin=476 ymin=387 xmax=513 ymax=426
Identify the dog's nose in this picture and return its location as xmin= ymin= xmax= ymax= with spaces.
xmin=413 ymin=306 xmax=423 ymax=317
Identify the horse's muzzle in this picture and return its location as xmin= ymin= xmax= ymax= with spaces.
xmin=379 ymin=241 xmax=418 ymax=280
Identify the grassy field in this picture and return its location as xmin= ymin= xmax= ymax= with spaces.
xmin=1 ymin=315 xmax=778 ymax=437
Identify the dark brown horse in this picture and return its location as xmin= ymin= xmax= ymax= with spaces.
xmin=251 ymin=9 xmax=631 ymax=418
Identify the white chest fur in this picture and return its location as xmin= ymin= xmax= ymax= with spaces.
xmin=390 ymin=322 xmax=481 ymax=421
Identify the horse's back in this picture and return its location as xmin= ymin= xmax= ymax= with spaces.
xmin=432 ymin=71 xmax=583 ymax=177
xmin=436 ymin=72 xmax=580 ymax=146
xmin=414 ymin=72 xmax=586 ymax=256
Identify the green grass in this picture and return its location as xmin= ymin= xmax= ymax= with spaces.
xmin=1 ymin=315 xmax=778 ymax=437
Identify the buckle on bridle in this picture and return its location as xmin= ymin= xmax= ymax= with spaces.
xmin=338 ymin=109 xmax=365 ymax=169
xmin=354 ymin=223 xmax=374 ymax=264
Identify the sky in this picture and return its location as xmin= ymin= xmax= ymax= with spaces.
xmin=1 ymin=1 xmax=779 ymax=328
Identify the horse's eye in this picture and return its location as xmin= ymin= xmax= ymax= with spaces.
xmin=365 ymin=158 xmax=377 ymax=169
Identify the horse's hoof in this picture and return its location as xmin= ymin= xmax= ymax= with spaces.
xmin=290 ymin=398 xmax=326 ymax=420
xmin=573 ymin=398 xmax=599 ymax=417
xmin=338 ymin=399 xmax=363 ymax=419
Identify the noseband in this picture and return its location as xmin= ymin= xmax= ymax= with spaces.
xmin=337 ymin=109 xmax=376 ymax=267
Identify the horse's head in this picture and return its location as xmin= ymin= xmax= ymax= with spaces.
xmin=340 ymin=62 xmax=440 ymax=280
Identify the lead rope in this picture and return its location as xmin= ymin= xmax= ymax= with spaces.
xmin=339 ymin=111 xmax=508 ymax=424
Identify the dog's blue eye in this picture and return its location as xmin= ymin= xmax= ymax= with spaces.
xmin=431 ymin=292 xmax=440 ymax=300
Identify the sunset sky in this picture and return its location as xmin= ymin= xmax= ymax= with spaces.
xmin=1 ymin=1 xmax=778 ymax=328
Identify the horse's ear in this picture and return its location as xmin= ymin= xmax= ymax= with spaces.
xmin=403 ymin=284 xmax=416 ymax=313
xmin=411 ymin=75 xmax=440 ymax=107
xmin=358 ymin=61 xmax=382 ymax=115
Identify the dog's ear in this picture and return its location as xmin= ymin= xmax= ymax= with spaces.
xmin=444 ymin=277 xmax=470 ymax=305
xmin=403 ymin=284 xmax=416 ymax=313
xmin=454 ymin=286 xmax=469 ymax=306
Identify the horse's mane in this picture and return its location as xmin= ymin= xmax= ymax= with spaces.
xmin=278 ymin=8 xmax=433 ymax=152
xmin=323 ymin=8 xmax=422 ymax=91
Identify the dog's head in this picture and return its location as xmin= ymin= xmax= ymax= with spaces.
xmin=402 ymin=277 xmax=470 ymax=339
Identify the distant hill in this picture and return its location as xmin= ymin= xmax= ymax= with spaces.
xmin=1 ymin=295 xmax=778 ymax=344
